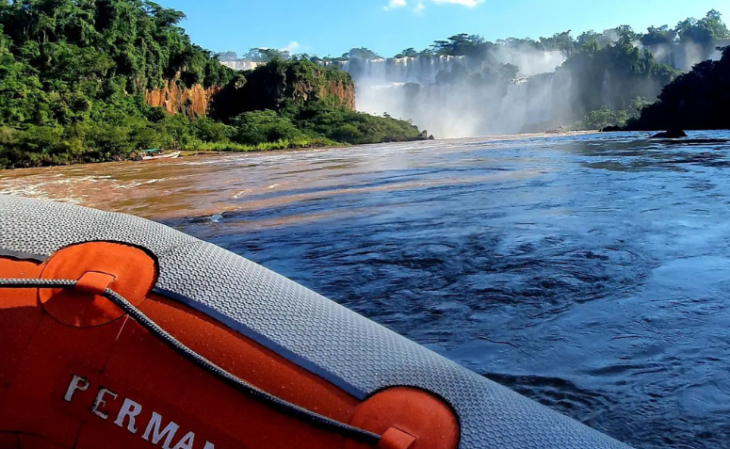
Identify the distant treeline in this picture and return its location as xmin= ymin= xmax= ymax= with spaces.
xmin=222 ymin=10 xmax=728 ymax=64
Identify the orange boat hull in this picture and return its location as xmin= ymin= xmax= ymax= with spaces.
xmin=0 ymin=246 xmax=457 ymax=449
xmin=0 ymin=196 xmax=632 ymax=449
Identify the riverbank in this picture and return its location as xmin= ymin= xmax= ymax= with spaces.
xmin=2 ymin=130 xmax=603 ymax=169
xmin=0 ymin=132 xmax=604 ymax=220
xmin=180 ymin=137 xmax=338 ymax=154
xmin=177 ymin=130 xmax=603 ymax=157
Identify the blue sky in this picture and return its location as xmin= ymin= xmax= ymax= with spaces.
xmin=159 ymin=0 xmax=730 ymax=58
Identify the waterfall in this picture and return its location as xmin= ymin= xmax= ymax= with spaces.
xmin=221 ymin=60 xmax=262 ymax=71
xmin=215 ymin=51 xmax=573 ymax=137
xmin=348 ymin=55 xmax=466 ymax=86
xmin=601 ymin=70 xmax=613 ymax=109
xmin=640 ymin=41 xmax=725 ymax=71
xmin=347 ymin=52 xmax=571 ymax=137
xmin=709 ymin=39 xmax=729 ymax=61
xmin=496 ymin=72 xmax=572 ymax=134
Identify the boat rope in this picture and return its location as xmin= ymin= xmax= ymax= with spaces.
xmin=0 ymin=278 xmax=382 ymax=446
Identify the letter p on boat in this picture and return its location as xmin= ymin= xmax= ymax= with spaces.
xmin=64 ymin=375 xmax=90 ymax=402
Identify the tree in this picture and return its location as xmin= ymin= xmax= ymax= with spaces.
xmin=231 ymin=110 xmax=304 ymax=144
xmin=577 ymin=31 xmax=601 ymax=49
xmin=613 ymin=25 xmax=640 ymax=44
xmin=674 ymin=10 xmax=729 ymax=52
xmin=395 ymin=48 xmax=419 ymax=58
xmin=430 ymin=34 xmax=487 ymax=57
xmin=703 ymin=10 xmax=730 ymax=39
xmin=346 ymin=47 xmax=381 ymax=60
xmin=539 ymin=31 xmax=575 ymax=54
xmin=641 ymin=26 xmax=676 ymax=47
xmin=677 ymin=18 xmax=713 ymax=48
xmin=583 ymin=107 xmax=618 ymax=129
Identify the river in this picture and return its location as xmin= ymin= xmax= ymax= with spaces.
xmin=3 ymin=131 xmax=730 ymax=448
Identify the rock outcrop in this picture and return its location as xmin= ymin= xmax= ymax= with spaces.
xmin=148 ymin=61 xmax=358 ymax=120
xmin=290 ymin=79 xmax=355 ymax=111
xmin=145 ymin=80 xmax=220 ymax=119
xmin=325 ymin=80 xmax=356 ymax=111
xmin=651 ymin=128 xmax=687 ymax=139
xmin=600 ymin=125 xmax=622 ymax=132
xmin=210 ymin=60 xmax=357 ymax=120
xmin=627 ymin=46 xmax=730 ymax=131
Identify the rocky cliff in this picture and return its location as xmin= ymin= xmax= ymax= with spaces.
xmin=209 ymin=60 xmax=357 ymax=121
xmin=145 ymin=80 xmax=220 ymax=118
xmin=293 ymin=79 xmax=356 ymax=111
xmin=147 ymin=63 xmax=356 ymax=119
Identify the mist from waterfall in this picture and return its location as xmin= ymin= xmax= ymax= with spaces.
xmin=348 ymin=48 xmax=571 ymax=138
xmin=344 ymin=37 xmax=724 ymax=138
xmin=640 ymin=41 xmax=719 ymax=71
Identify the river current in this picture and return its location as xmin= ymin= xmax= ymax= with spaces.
xmin=3 ymin=131 xmax=730 ymax=448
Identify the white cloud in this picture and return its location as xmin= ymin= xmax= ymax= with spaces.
xmin=429 ymin=0 xmax=484 ymax=6
xmin=384 ymin=0 xmax=407 ymax=10
xmin=384 ymin=0 xmax=483 ymax=12
xmin=281 ymin=41 xmax=301 ymax=53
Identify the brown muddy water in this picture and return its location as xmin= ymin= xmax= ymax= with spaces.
xmin=4 ymin=131 xmax=730 ymax=448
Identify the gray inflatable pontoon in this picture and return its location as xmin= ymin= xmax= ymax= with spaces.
xmin=0 ymin=196 xmax=632 ymax=449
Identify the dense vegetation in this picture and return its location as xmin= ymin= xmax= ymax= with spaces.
xmin=321 ymin=10 xmax=728 ymax=69
xmin=559 ymin=35 xmax=678 ymax=129
xmin=0 ymin=0 xmax=423 ymax=169
xmin=389 ymin=11 xmax=725 ymax=131
xmin=381 ymin=10 xmax=728 ymax=130
xmin=418 ymin=30 xmax=681 ymax=131
xmin=220 ymin=10 xmax=729 ymax=132
xmin=626 ymin=45 xmax=730 ymax=130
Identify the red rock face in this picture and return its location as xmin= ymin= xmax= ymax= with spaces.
xmin=325 ymin=80 xmax=356 ymax=111
xmin=146 ymin=77 xmax=355 ymax=117
xmin=145 ymin=80 xmax=221 ymax=118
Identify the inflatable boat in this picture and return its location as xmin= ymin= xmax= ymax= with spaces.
xmin=0 ymin=196 xmax=631 ymax=449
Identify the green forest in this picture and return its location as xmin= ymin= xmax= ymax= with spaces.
xmin=224 ymin=10 xmax=729 ymax=132
xmin=0 ymin=0 xmax=424 ymax=168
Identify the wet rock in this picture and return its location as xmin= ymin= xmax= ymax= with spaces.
xmin=651 ymin=128 xmax=688 ymax=139
xmin=428 ymin=135 xmax=435 ymax=140
xmin=601 ymin=125 xmax=622 ymax=132
xmin=418 ymin=130 xmax=429 ymax=140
